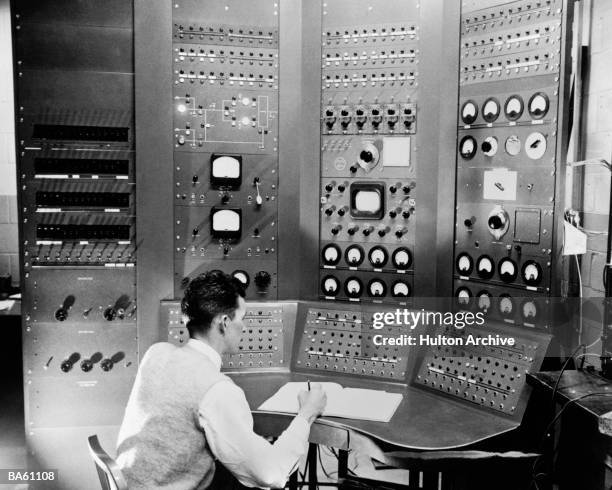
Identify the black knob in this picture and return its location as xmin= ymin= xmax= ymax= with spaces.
xmin=402 ymin=211 xmax=411 ymax=219
xmin=103 ymin=307 xmax=117 ymax=321
xmin=253 ymin=228 xmax=260 ymax=236
xmin=378 ymin=229 xmax=386 ymax=237
xmin=402 ymin=186 xmax=411 ymax=194
xmin=387 ymin=109 xmax=396 ymax=115
xmin=363 ymin=227 xmax=372 ymax=236
xmin=389 ymin=210 xmax=397 ymax=218
xmin=81 ymin=359 xmax=94 ymax=372
xmin=331 ymin=226 xmax=341 ymax=235
xmin=221 ymin=194 xmax=230 ymax=204
xmin=192 ymin=227 xmax=199 ymax=236
xmin=395 ymin=229 xmax=405 ymax=238
xmin=372 ymin=109 xmax=380 ymax=116
xmin=488 ymin=215 xmax=503 ymax=229
xmin=325 ymin=206 xmax=335 ymax=216
xmin=348 ymin=226 xmax=358 ymax=235
xmin=464 ymin=218 xmax=473 ymax=227
xmin=326 ymin=121 xmax=335 ymax=129
xmin=341 ymin=110 xmax=349 ymax=116
xmin=350 ymin=165 xmax=358 ymax=173
xmin=223 ymin=246 xmax=230 ymax=256
xmin=100 ymin=359 xmax=114 ymax=372
xmin=60 ymin=360 xmax=73 ymax=373
xmin=192 ymin=175 xmax=199 ymax=184
xmin=337 ymin=184 xmax=346 ymax=192
xmin=254 ymin=271 xmax=271 ymax=289
xmin=372 ymin=120 xmax=381 ymax=128
xmin=356 ymin=109 xmax=364 ymax=116
xmin=482 ymin=141 xmax=492 ymax=153
xmin=390 ymin=185 xmax=398 ymax=194
xmin=341 ymin=120 xmax=350 ymax=128
xmin=356 ymin=120 xmax=365 ymax=128
xmin=360 ymin=150 xmax=373 ymax=163
xmin=325 ymin=183 xmax=334 ymax=192
xmin=337 ymin=207 xmax=347 ymax=217
xmin=55 ymin=308 xmax=68 ymax=322
xmin=253 ymin=177 xmax=260 ymax=184
xmin=326 ymin=110 xmax=334 ymax=117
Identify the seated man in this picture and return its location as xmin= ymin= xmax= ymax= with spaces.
xmin=117 ymin=270 xmax=326 ymax=489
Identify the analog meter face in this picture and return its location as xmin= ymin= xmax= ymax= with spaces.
xmin=367 ymin=279 xmax=387 ymax=297
xmin=482 ymin=97 xmax=500 ymax=122
xmin=344 ymin=245 xmax=364 ymax=266
xmin=368 ymin=246 xmax=388 ymax=268
xmin=498 ymin=295 xmax=514 ymax=316
xmin=456 ymin=252 xmax=474 ymax=275
xmin=504 ymin=95 xmax=524 ymax=121
xmin=522 ymin=260 xmax=543 ymax=286
xmin=522 ymin=300 xmax=538 ymax=320
xmin=321 ymin=244 xmax=341 ymax=266
xmin=505 ymin=135 xmax=521 ymax=156
xmin=477 ymin=291 xmax=492 ymax=311
xmin=344 ymin=277 xmax=363 ymax=298
xmin=461 ymin=100 xmax=478 ymax=124
xmin=321 ymin=276 xmax=340 ymax=296
xmin=456 ymin=287 xmax=472 ymax=306
xmin=476 ymin=255 xmax=495 ymax=280
xmin=392 ymin=281 xmax=411 ymax=297
xmin=529 ymin=92 xmax=550 ymax=119
xmin=231 ymin=270 xmax=250 ymax=288
xmin=392 ymin=247 xmax=412 ymax=270
xmin=498 ymin=258 xmax=518 ymax=283
xmin=481 ymin=136 xmax=498 ymax=157
xmin=459 ymin=136 xmax=477 ymax=159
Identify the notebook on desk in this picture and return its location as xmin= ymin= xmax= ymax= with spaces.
xmin=258 ymin=382 xmax=403 ymax=422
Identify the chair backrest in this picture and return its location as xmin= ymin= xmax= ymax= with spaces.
xmin=87 ymin=435 xmax=129 ymax=490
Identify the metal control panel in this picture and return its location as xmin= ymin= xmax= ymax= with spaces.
xmin=293 ymin=305 xmax=411 ymax=381
xmin=160 ymin=300 xmax=295 ymax=371
xmin=172 ymin=0 xmax=279 ymax=299
xmin=415 ymin=324 xmax=550 ymax=417
xmin=13 ymin=1 xmax=137 ymax=488
xmin=452 ymin=0 xmax=572 ymax=327
xmin=318 ymin=1 xmax=420 ymax=304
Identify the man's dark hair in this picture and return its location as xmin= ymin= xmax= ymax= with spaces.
xmin=181 ymin=270 xmax=245 ymax=337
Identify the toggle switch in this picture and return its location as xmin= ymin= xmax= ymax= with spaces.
xmin=347 ymin=225 xmax=359 ymax=235
xmin=324 ymin=205 xmax=336 ymax=216
xmin=331 ymin=225 xmax=342 ymax=235
xmin=337 ymin=206 xmax=348 ymax=217
xmin=362 ymin=226 xmax=374 ymax=236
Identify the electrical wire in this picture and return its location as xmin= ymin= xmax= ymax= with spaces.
xmin=549 ymin=343 xmax=585 ymax=414
xmin=575 ymin=255 xmax=583 ymax=346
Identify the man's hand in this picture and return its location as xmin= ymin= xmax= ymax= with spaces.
xmin=297 ymin=384 xmax=327 ymax=424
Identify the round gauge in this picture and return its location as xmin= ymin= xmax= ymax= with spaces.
xmin=367 ymin=279 xmax=387 ymax=297
xmin=505 ymin=135 xmax=521 ymax=156
xmin=498 ymin=294 xmax=514 ymax=316
xmin=521 ymin=260 xmax=543 ymax=286
xmin=528 ymin=92 xmax=549 ymax=119
xmin=461 ymin=100 xmax=478 ymax=125
xmin=392 ymin=247 xmax=412 ymax=270
xmin=344 ymin=245 xmax=365 ymax=267
xmin=482 ymin=97 xmax=501 ymax=123
xmin=368 ymin=246 xmax=388 ymax=268
xmin=459 ymin=136 xmax=477 ymax=160
xmin=525 ymin=132 xmax=547 ymax=160
xmin=455 ymin=287 xmax=472 ymax=307
xmin=481 ymin=136 xmax=498 ymax=157
xmin=504 ymin=95 xmax=524 ymax=121
xmin=498 ymin=258 xmax=518 ymax=283
xmin=476 ymin=290 xmax=492 ymax=312
xmin=231 ymin=270 xmax=250 ymax=288
xmin=455 ymin=252 xmax=474 ymax=276
xmin=521 ymin=300 xmax=538 ymax=321
xmin=344 ymin=277 xmax=363 ymax=298
xmin=391 ymin=280 xmax=411 ymax=298
xmin=476 ymin=255 xmax=495 ymax=280
xmin=321 ymin=275 xmax=340 ymax=296
xmin=321 ymin=243 xmax=341 ymax=266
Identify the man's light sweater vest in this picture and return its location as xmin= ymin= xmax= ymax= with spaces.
xmin=116 ymin=342 xmax=229 ymax=489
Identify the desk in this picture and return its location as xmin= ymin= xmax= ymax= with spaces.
xmin=527 ymin=371 xmax=612 ymax=490
xmin=231 ymin=372 xmax=520 ymax=451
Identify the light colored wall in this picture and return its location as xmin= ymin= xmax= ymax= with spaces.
xmin=0 ymin=0 xmax=18 ymax=287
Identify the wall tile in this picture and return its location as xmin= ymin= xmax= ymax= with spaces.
xmin=9 ymin=252 xmax=19 ymax=286
xmin=0 ymin=194 xmax=8 ymax=222
xmin=0 ymin=161 xmax=15 ymax=195
xmin=7 ymin=193 xmax=16 ymax=222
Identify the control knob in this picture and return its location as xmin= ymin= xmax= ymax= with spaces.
xmin=254 ymin=271 xmax=271 ymax=289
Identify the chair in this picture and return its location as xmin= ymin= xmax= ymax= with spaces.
xmin=87 ymin=435 xmax=129 ymax=490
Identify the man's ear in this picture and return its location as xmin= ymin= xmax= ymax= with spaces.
xmin=218 ymin=314 xmax=229 ymax=334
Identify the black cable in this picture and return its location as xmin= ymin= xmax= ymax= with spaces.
xmin=549 ymin=344 xmax=585 ymax=414
xmin=318 ymin=445 xmax=332 ymax=479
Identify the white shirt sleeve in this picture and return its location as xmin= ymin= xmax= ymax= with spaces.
xmin=198 ymin=380 xmax=311 ymax=489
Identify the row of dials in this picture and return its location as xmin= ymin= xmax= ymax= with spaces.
xmin=459 ymin=132 xmax=547 ymax=160
xmin=322 ymin=243 xmax=412 ymax=269
xmin=455 ymin=287 xmax=543 ymax=323
xmin=456 ymin=252 xmax=544 ymax=287
xmin=460 ymin=92 xmax=549 ymax=125
xmin=321 ymin=275 xmax=411 ymax=299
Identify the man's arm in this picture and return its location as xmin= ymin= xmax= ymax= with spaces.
xmin=199 ymin=381 xmax=325 ymax=488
